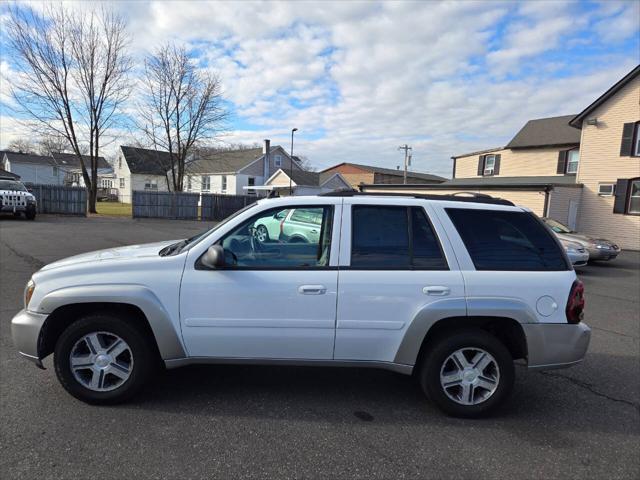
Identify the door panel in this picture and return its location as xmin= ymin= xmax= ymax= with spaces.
xmin=180 ymin=270 xmax=337 ymax=358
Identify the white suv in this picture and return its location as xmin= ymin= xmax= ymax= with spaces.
xmin=11 ymin=193 xmax=590 ymax=417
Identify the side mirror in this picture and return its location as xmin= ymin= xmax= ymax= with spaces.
xmin=201 ymin=245 xmax=225 ymax=269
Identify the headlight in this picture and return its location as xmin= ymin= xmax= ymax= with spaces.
xmin=595 ymin=244 xmax=610 ymax=250
xmin=24 ymin=279 xmax=35 ymax=309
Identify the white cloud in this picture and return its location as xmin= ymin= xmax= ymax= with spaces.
xmin=2 ymin=0 xmax=638 ymax=178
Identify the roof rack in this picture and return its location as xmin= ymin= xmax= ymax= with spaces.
xmin=319 ymin=190 xmax=515 ymax=206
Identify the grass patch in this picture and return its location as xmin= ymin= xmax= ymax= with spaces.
xmin=95 ymin=202 xmax=132 ymax=217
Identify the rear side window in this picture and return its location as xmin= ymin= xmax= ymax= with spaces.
xmin=446 ymin=208 xmax=568 ymax=271
xmin=351 ymin=206 xmax=447 ymax=269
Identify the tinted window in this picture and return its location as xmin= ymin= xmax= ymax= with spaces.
xmin=446 ymin=208 xmax=568 ymax=271
xmin=411 ymin=207 xmax=448 ymax=269
xmin=352 ymin=206 xmax=409 ymax=267
xmin=219 ymin=206 xmax=332 ymax=268
xmin=351 ymin=206 xmax=447 ymax=269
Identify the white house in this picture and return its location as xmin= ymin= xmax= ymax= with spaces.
xmin=184 ymin=140 xmax=304 ymax=196
xmin=51 ymin=152 xmax=112 ymax=188
xmin=115 ymin=146 xmax=173 ymax=203
xmin=261 ymin=169 xmax=352 ymax=195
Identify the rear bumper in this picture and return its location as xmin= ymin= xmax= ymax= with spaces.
xmin=11 ymin=309 xmax=48 ymax=367
xmin=523 ymin=322 xmax=591 ymax=370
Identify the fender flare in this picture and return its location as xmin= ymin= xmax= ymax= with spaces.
xmin=393 ymin=297 xmax=537 ymax=366
xmin=38 ymin=284 xmax=186 ymax=359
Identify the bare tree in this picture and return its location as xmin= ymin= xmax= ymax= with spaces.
xmin=37 ymin=134 xmax=69 ymax=155
xmin=137 ymin=44 xmax=228 ymax=191
xmin=295 ymin=155 xmax=316 ymax=172
xmin=7 ymin=138 xmax=36 ymax=154
xmin=6 ymin=4 xmax=132 ymax=212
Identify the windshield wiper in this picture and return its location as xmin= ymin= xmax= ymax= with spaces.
xmin=159 ymin=240 xmax=187 ymax=257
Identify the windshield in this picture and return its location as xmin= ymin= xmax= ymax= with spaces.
xmin=0 ymin=180 xmax=27 ymax=192
xmin=160 ymin=202 xmax=259 ymax=256
xmin=544 ymin=218 xmax=572 ymax=234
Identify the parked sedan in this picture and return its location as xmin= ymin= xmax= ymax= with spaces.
xmin=560 ymin=239 xmax=589 ymax=267
xmin=543 ymin=218 xmax=620 ymax=261
xmin=253 ymin=208 xmax=322 ymax=244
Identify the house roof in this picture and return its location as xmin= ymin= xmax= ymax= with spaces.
xmin=360 ymin=175 xmax=582 ymax=191
xmin=505 ymin=115 xmax=580 ymax=149
xmin=0 ymin=168 xmax=20 ymax=180
xmin=570 ymin=64 xmax=640 ymax=128
xmin=185 ymin=146 xmax=290 ymax=174
xmin=3 ymin=151 xmax=57 ymax=166
xmin=451 ymin=146 xmax=504 ymax=159
xmin=121 ymin=146 xmax=174 ymax=175
xmin=322 ymin=162 xmax=446 ymax=182
xmin=286 ymin=170 xmax=344 ymax=186
xmin=52 ymin=152 xmax=110 ymax=170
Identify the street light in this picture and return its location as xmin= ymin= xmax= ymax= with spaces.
xmin=290 ymin=128 xmax=298 ymax=195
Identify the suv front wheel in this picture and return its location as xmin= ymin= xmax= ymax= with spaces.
xmin=54 ymin=314 xmax=155 ymax=404
xmin=419 ymin=329 xmax=515 ymax=418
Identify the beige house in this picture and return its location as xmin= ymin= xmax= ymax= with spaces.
xmin=569 ymin=65 xmax=640 ymax=250
xmin=261 ymin=169 xmax=351 ymax=196
xmin=363 ymin=65 xmax=640 ymax=250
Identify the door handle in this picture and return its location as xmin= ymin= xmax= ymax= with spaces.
xmin=423 ymin=286 xmax=450 ymax=296
xmin=298 ymin=285 xmax=327 ymax=295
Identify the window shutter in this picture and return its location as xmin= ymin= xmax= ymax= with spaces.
xmin=477 ymin=155 xmax=485 ymax=176
xmin=620 ymin=123 xmax=635 ymax=156
xmin=493 ymin=154 xmax=501 ymax=175
xmin=613 ymin=179 xmax=630 ymax=214
xmin=556 ymin=150 xmax=567 ymax=174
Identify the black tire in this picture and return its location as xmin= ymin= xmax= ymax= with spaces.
xmin=54 ymin=314 xmax=155 ymax=404
xmin=25 ymin=207 xmax=36 ymax=220
xmin=418 ymin=329 xmax=514 ymax=418
xmin=255 ymin=224 xmax=270 ymax=243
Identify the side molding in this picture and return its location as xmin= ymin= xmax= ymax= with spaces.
xmin=38 ymin=284 xmax=186 ymax=359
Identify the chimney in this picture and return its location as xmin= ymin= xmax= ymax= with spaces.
xmin=263 ymin=139 xmax=271 ymax=180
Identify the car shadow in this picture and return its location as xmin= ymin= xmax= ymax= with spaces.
xmin=111 ymin=354 xmax=638 ymax=437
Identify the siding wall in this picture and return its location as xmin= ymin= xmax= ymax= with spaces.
xmin=7 ymin=161 xmax=63 ymax=185
xmin=455 ymin=147 xmax=577 ymax=179
xmin=575 ymin=76 xmax=640 ymax=250
xmin=547 ymin=186 xmax=584 ymax=227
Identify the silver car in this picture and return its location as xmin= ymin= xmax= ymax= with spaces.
xmin=543 ymin=218 xmax=620 ymax=261
xmin=560 ymin=239 xmax=589 ymax=267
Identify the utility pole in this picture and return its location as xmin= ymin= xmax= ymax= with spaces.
xmin=398 ymin=144 xmax=412 ymax=184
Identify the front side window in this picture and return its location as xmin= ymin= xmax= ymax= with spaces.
xmin=201 ymin=176 xmax=210 ymax=191
xmin=566 ymin=149 xmax=579 ymax=174
xmin=119 ymin=178 xmax=125 ymax=188
xmin=221 ymin=175 xmax=227 ymax=192
xmin=275 ymin=155 xmax=282 ymax=167
xmin=351 ymin=205 xmax=447 ymax=269
xmin=483 ymin=155 xmax=495 ymax=176
xmin=218 ymin=206 xmax=333 ymax=268
xmin=447 ymin=208 xmax=568 ymax=271
xmin=629 ymin=180 xmax=640 ymax=214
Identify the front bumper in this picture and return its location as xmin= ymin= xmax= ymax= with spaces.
xmin=11 ymin=309 xmax=48 ymax=367
xmin=1 ymin=204 xmax=34 ymax=213
xmin=587 ymin=247 xmax=620 ymax=260
xmin=522 ymin=322 xmax=591 ymax=370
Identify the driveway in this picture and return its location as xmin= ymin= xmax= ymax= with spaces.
xmin=1 ymin=215 xmax=638 ymax=479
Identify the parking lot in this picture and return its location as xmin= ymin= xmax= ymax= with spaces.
xmin=1 ymin=215 xmax=638 ymax=479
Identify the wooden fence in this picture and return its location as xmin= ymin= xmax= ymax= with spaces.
xmin=201 ymin=193 xmax=258 ymax=221
xmin=27 ymin=184 xmax=87 ymax=216
xmin=132 ymin=190 xmax=200 ymax=219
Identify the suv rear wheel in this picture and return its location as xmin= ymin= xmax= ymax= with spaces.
xmin=419 ymin=329 xmax=514 ymax=418
xmin=54 ymin=314 xmax=155 ymax=404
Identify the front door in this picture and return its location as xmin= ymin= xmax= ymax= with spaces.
xmin=334 ymin=201 xmax=466 ymax=363
xmin=180 ymin=203 xmax=341 ymax=359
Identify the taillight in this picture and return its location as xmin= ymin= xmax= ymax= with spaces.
xmin=566 ymin=280 xmax=585 ymax=324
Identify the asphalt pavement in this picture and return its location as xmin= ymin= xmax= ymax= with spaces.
xmin=0 ymin=215 xmax=638 ymax=479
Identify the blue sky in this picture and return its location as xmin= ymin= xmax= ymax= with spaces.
xmin=1 ymin=0 xmax=639 ymax=177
